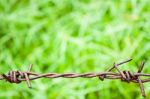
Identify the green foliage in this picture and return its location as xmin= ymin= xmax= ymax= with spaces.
xmin=0 ymin=0 xmax=150 ymax=98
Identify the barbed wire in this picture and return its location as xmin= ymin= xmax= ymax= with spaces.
xmin=0 ymin=58 xmax=150 ymax=97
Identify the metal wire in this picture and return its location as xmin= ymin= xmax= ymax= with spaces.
xmin=0 ymin=59 xmax=149 ymax=97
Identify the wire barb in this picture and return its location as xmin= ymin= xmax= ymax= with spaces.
xmin=0 ymin=59 xmax=149 ymax=97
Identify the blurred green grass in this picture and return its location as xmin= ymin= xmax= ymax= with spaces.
xmin=0 ymin=0 xmax=150 ymax=99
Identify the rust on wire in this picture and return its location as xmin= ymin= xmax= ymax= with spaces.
xmin=0 ymin=59 xmax=149 ymax=97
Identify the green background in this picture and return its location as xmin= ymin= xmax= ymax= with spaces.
xmin=0 ymin=0 xmax=150 ymax=99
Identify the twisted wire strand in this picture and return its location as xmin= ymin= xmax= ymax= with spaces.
xmin=0 ymin=59 xmax=149 ymax=97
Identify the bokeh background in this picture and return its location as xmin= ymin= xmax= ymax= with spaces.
xmin=0 ymin=0 xmax=150 ymax=99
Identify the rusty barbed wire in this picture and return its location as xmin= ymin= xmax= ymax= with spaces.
xmin=0 ymin=58 xmax=150 ymax=97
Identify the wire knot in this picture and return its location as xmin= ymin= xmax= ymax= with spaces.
xmin=2 ymin=71 xmax=22 ymax=84
xmin=2 ymin=64 xmax=33 ymax=88
xmin=121 ymin=71 xmax=137 ymax=82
